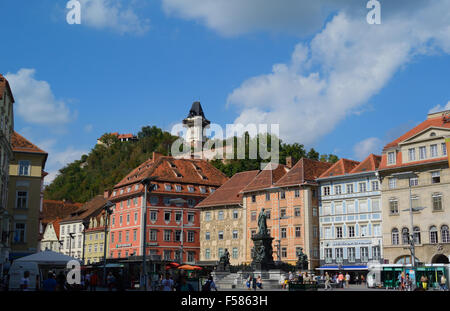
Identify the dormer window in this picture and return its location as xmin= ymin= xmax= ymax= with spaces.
xmin=188 ymin=186 xmax=194 ymax=192
xmin=135 ymin=184 xmax=139 ymax=191
xmin=175 ymin=185 xmax=182 ymax=192
xmin=430 ymin=132 xmax=436 ymax=137
xmin=127 ymin=187 xmax=131 ymax=193
xmin=120 ymin=189 xmax=124 ymax=195
xmin=209 ymin=188 xmax=215 ymax=193
xmin=113 ymin=191 xmax=117 ymax=196
xmin=165 ymin=184 xmax=172 ymax=191
xmin=388 ymin=151 xmax=396 ymax=165
xmin=200 ymin=187 xmax=206 ymax=194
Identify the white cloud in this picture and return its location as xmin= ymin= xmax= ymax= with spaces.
xmin=353 ymin=137 xmax=382 ymax=160
xmin=161 ymin=0 xmax=428 ymax=36
xmin=6 ymin=69 xmax=73 ymax=126
xmin=429 ymin=101 xmax=450 ymax=114
xmin=227 ymin=2 xmax=450 ymax=144
xmin=79 ymin=0 xmax=150 ymax=35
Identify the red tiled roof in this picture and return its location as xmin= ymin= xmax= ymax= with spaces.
xmin=114 ymin=153 xmax=228 ymax=189
xmin=197 ymin=170 xmax=260 ymax=208
xmin=349 ymin=154 xmax=381 ymax=174
xmin=383 ymin=113 xmax=450 ymax=150
xmin=241 ymin=163 xmax=289 ymax=192
xmin=0 ymin=74 xmax=14 ymax=102
xmin=11 ymin=132 xmax=47 ymax=154
xmin=276 ymin=158 xmax=333 ymax=186
xmin=60 ymin=195 xmax=108 ymax=223
xmin=118 ymin=134 xmax=134 ymax=139
xmin=42 ymin=200 xmax=83 ymax=225
xmin=319 ymin=158 xmax=360 ymax=178
xmin=51 ymin=219 xmax=62 ymax=240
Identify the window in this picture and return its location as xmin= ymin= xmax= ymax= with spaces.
xmin=281 ymin=247 xmax=287 ymax=258
xmin=359 ymin=183 xmax=367 ymax=193
xmin=430 ymin=144 xmax=438 ymax=157
xmin=432 ymin=171 xmax=441 ymax=184
xmin=205 ymin=232 xmax=210 ymax=240
xmin=295 ymin=226 xmax=301 ymax=237
xmin=335 ymin=203 xmax=343 ymax=215
xmin=360 ymin=247 xmax=369 ymax=262
xmin=430 ymin=226 xmax=438 ymax=244
xmin=442 ymin=143 xmax=447 ymax=156
xmin=388 ymin=152 xmax=396 ymax=164
xmin=187 ymin=199 xmax=195 ymax=207
xmin=348 ymin=247 xmax=356 ymax=262
xmin=410 ymin=177 xmax=419 ymax=187
xmin=175 ymin=212 xmax=182 ymax=222
xmin=294 ymin=208 xmax=301 ymax=217
xmin=16 ymin=191 xmax=28 ymax=209
xmin=251 ymin=195 xmax=256 ymax=203
xmin=118 ymin=232 xmax=122 ymax=243
xmin=188 ymin=231 xmax=194 ymax=242
xmin=359 ymin=200 xmax=368 ymax=213
xmin=125 ymin=231 xmax=129 ymax=242
xmin=313 ymin=208 xmax=318 ymax=216
xmin=18 ymin=160 xmax=30 ymax=176
xmin=164 ymin=250 xmax=172 ymax=261
xmin=389 ymin=198 xmax=399 ymax=214
xmin=150 ymin=197 xmax=158 ymax=205
xmin=335 ymin=185 xmax=342 ymax=195
xmin=265 ymin=192 xmax=270 ymax=201
xmin=372 ymin=246 xmax=380 ymax=260
xmin=187 ymin=213 xmax=194 ymax=223
xmin=218 ymin=231 xmax=224 ymax=240
xmin=294 ymin=189 xmax=300 ymax=197
xmin=280 ymin=208 xmax=286 ymax=218
xmin=187 ymin=251 xmax=195 ymax=263
xmin=164 ymin=211 xmax=171 ymax=222
xmin=232 ymin=248 xmax=238 ymax=259
xmin=402 ymin=228 xmax=410 ymax=244
xmin=175 ymin=230 xmax=181 ymax=242
xmin=372 ymin=199 xmax=380 ymax=212
xmin=205 ymin=249 xmax=210 ymax=259
xmin=126 ymin=214 xmax=130 ymax=224
xmin=233 ymin=230 xmax=238 ymax=239
xmin=188 ymin=186 xmax=194 ymax=192
xmin=411 ymin=195 xmax=420 ymax=210
xmin=371 ymin=181 xmax=379 ymax=191
xmin=150 ymin=211 xmax=157 ymax=221
xmin=313 ymin=226 xmax=318 ymax=238
xmin=336 ymin=227 xmax=343 ymax=239
xmin=111 ymin=232 xmax=114 ymax=243
xmin=165 ymin=184 xmax=172 ymax=191
xmin=325 ymin=248 xmax=333 ymax=262
xmin=119 ymin=215 xmax=123 ymax=225
xmin=127 ymin=199 xmax=131 ymax=207
xmin=218 ymin=211 xmax=224 ymax=220
xmin=441 ymin=226 xmax=450 ymax=243
xmin=348 ymin=226 xmax=355 ymax=237
xmin=419 ymin=146 xmax=427 ymax=160
xmin=233 ymin=210 xmax=239 ymax=219
xmin=134 ymin=212 xmax=138 ymax=223
xmin=133 ymin=230 xmax=137 ymax=241
xmin=133 ymin=197 xmax=138 ymax=206
xmin=360 ymin=225 xmax=368 ymax=237
xmin=164 ymin=230 xmax=171 ymax=241
xmin=205 ymin=212 xmax=211 ymax=221
xmin=251 ymin=211 xmax=256 ymax=221
xmin=209 ymin=188 xmax=215 ymax=193
xmin=163 ymin=197 xmax=171 ymax=206
xmin=347 ymin=184 xmax=354 ymax=194
xmin=373 ymin=224 xmax=381 ymax=237
xmin=389 ymin=178 xmax=397 ymax=189
xmin=413 ymin=227 xmax=421 ymax=244
xmin=200 ymin=187 xmax=206 ymax=194
xmin=175 ymin=185 xmax=182 ymax=192
xmin=323 ymin=186 xmax=330 ymax=196
xmin=14 ymin=223 xmax=26 ymax=243
xmin=280 ymin=191 xmax=285 ymax=199
xmin=336 ymin=248 xmax=343 ymax=261
xmin=324 ymin=227 xmax=331 ymax=239
xmin=408 ymin=148 xmax=416 ymax=161
xmin=281 ymin=228 xmax=287 ymax=239
xmin=392 ymin=228 xmax=399 ymax=245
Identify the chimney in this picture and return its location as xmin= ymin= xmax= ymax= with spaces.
xmin=286 ymin=156 xmax=293 ymax=169
xmin=153 ymin=152 xmax=163 ymax=161
xmin=104 ymin=189 xmax=111 ymax=199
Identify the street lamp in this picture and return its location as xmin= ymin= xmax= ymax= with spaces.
xmin=102 ymin=201 xmax=114 ymax=287
xmin=140 ymin=176 xmax=158 ymax=291
xmin=81 ymin=219 xmax=90 ymax=265
xmin=391 ymin=171 xmax=420 ymax=269
xmin=68 ymin=232 xmax=75 ymax=257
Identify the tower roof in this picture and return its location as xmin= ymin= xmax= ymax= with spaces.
xmin=183 ymin=101 xmax=210 ymax=125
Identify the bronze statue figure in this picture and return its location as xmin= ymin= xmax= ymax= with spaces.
xmin=257 ymin=208 xmax=268 ymax=236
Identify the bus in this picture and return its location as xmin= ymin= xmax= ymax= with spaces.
xmin=367 ymin=263 xmax=450 ymax=290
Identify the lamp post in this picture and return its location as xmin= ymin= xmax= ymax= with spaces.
xmin=81 ymin=219 xmax=90 ymax=265
xmin=102 ymin=201 xmax=114 ymax=287
xmin=68 ymin=232 xmax=75 ymax=257
xmin=140 ymin=176 xmax=158 ymax=291
xmin=170 ymin=198 xmax=188 ymax=264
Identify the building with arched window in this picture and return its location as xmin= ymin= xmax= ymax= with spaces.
xmin=379 ymin=110 xmax=450 ymax=264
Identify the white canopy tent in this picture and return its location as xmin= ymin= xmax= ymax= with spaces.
xmin=15 ymin=250 xmax=80 ymax=265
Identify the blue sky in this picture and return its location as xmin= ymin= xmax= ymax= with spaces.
xmin=0 ymin=0 xmax=449 ymax=183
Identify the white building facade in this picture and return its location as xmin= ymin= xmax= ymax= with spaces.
xmin=40 ymin=222 xmax=61 ymax=252
xmin=59 ymin=221 xmax=84 ymax=259
xmin=317 ymin=155 xmax=384 ymax=276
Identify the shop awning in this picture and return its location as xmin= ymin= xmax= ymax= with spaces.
xmin=316 ymin=265 xmax=368 ymax=270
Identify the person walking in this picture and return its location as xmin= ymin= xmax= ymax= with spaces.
xmin=324 ymin=272 xmax=331 ymax=290
xmin=338 ymin=272 xmax=344 ymax=289
xmin=202 ymin=275 xmax=217 ymax=291
xmin=248 ymin=275 xmax=254 ymax=290
xmin=440 ymin=274 xmax=447 ymax=291
xmin=43 ymin=272 xmax=57 ymax=291
xmin=161 ymin=274 xmax=174 ymax=291
xmin=90 ymin=272 xmax=98 ymax=291
xmin=345 ymin=273 xmax=350 ymax=288
xmin=256 ymin=275 xmax=263 ymax=289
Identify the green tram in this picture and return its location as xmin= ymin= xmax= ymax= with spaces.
xmin=367 ymin=264 xmax=450 ymax=290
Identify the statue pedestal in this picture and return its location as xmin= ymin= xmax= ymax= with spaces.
xmin=251 ymin=233 xmax=275 ymax=271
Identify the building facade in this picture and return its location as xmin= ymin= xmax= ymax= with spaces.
xmin=197 ymin=170 xmax=259 ymax=265
xmin=84 ymin=210 xmax=108 ymax=264
xmin=40 ymin=220 xmax=61 ymax=252
xmin=7 ymin=132 xmax=47 ymax=261
xmin=59 ymin=195 xmax=108 ymax=261
xmin=317 ymin=155 xmax=383 ymax=274
xmin=108 ymin=152 xmax=227 ymax=264
xmin=378 ymin=110 xmax=450 ymax=265
xmin=242 ymin=159 xmax=332 ymax=268
xmin=0 ymin=74 xmax=14 ymax=277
